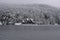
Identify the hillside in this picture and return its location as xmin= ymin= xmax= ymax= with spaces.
xmin=0 ymin=4 xmax=60 ymax=25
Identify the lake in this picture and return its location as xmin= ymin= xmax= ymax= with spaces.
xmin=0 ymin=25 xmax=60 ymax=40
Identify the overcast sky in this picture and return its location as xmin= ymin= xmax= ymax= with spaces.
xmin=0 ymin=0 xmax=60 ymax=8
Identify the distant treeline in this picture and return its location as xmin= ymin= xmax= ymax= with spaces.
xmin=0 ymin=4 xmax=60 ymax=25
xmin=0 ymin=12 xmax=60 ymax=25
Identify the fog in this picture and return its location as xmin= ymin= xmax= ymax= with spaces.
xmin=0 ymin=0 xmax=60 ymax=8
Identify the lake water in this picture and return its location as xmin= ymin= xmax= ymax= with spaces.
xmin=0 ymin=25 xmax=60 ymax=40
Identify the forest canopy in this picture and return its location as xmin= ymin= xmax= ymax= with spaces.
xmin=0 ymin=4 xmax=60 ymax=25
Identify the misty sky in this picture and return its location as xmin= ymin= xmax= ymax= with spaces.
xmin=0 ymin=0 xmax=60 ymax=7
